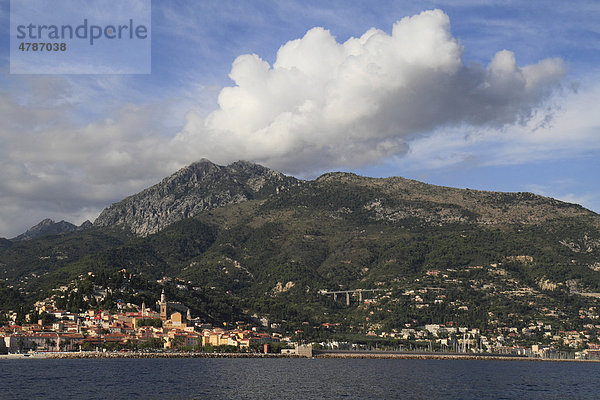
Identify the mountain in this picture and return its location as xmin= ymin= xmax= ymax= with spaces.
xmin=289 ymin=172 xmax=596 ymax=227
xmin=78 ymin=220 xmax=93 ymax=230
xmin=0 ymin=237 xmax=11 ymax=249
xmin=11 ymin=219 xmax=88 ymax=241
xmin=93 ymin=159 xmax=301 ymax=236
xmin=2 ymin=159 xmax=600 ymax=334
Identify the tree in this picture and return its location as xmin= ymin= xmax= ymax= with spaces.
xmin=138 ymin=337 xmax=165 ymax=350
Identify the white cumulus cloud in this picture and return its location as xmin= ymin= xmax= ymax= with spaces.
xmin=176 ymin=9 xmax=566 ymax=174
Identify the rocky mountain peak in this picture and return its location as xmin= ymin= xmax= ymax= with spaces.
xmin=78 ymin=220 xmax=93 ymax=230
xmin=93 ymin=159 xmax=302 ymax=236
xmin=12 ymin=219 xmax=80 ymax=241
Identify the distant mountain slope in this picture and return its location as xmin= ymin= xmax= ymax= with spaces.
xmin=11 ymin=219 xmax=90 ymax=241
xmin=0 ymin=238 xmax=12 ymax=249
xmin=0 ymin=226 xmax=131 ymax=291
xmin=93 ymin=159 xmax=301 ymax=236
xmin=298 ymin=172 xmax=598 ymax=227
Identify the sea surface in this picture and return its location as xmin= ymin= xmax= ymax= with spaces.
xmin=1 ymin=358 xmax=599 ymax=399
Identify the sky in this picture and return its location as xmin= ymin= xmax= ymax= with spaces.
xmin=0 ymin=0 xmax=599 ymax=238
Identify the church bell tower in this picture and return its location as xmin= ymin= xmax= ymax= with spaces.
xmin=160 ymin=289 xmax=167 ymax=321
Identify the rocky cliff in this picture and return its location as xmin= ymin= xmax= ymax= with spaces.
xmin=93 ymin=159 xmax=302 ymax=236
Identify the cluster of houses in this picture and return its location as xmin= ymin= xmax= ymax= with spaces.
xmin=0 ymin=290 xmax=280 ymax=354
xmin=362 ymin=322 xmax=600 ymax=359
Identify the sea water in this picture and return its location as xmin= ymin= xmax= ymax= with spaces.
xmin=1 ymin=358 xmax=598 ymax=399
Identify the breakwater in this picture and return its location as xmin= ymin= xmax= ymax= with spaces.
xmin=314 ymin=351 xmax=600 ymax=362
xmin=45 ymin=351 xmax=299 ymax=359
xmin=315 ymin=352 xmax=528 ymax=361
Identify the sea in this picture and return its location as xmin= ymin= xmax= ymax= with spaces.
xmin=1 ymin=358 xmax=599 ymax=399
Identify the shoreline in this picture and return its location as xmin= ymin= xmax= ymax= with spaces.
xmin=2 ymin=351 xmax=598 ymax=362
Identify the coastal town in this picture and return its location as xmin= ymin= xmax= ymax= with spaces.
xmin=3 ymin=267 xmax=600 ymax=361
xmin=1 ymin=286 xmax=285 ymax=355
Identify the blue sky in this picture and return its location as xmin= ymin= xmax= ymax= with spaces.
xmin=0 ymin=0 xmax=599 ymax=237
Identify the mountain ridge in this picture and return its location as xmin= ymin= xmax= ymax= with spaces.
xmin=92 ymin=159 xmax=598 ymax=238
xmin=93 ymin=159 xmax=301 ymax=236
xmin=11 ymin=218 xmax=92 ymax=241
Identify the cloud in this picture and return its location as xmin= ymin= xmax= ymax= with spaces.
xmin=397 ymin=75 xmax=600 ymax=173
xmin=0 ymin=83 xmax=183 ymax=237
xmin=176 ymin=9 xmax=566 ymax=174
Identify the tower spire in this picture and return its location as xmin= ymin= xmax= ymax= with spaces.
xmin=160 ymin=289 xmax=167 ymax=321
